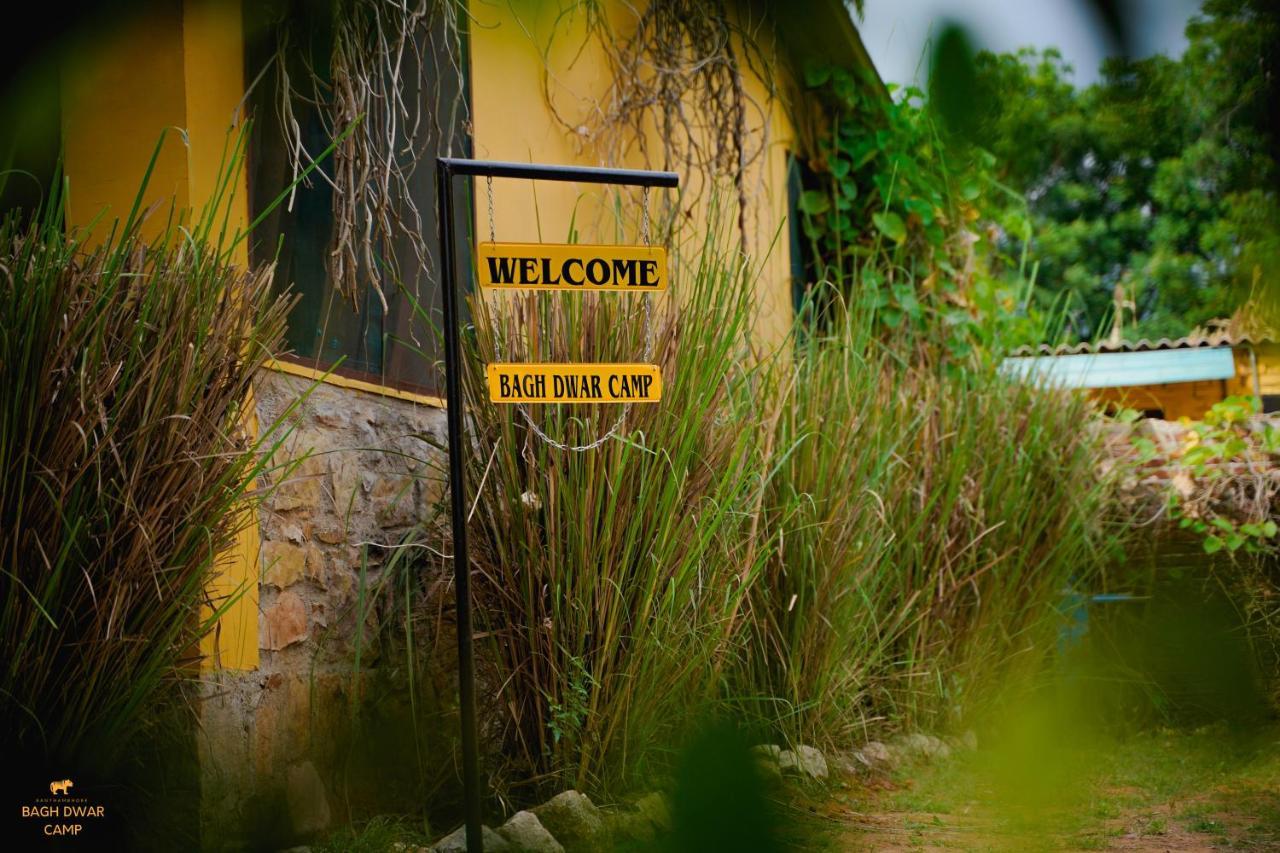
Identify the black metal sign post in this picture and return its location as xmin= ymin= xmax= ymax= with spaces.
xmin=434 ymin=157 xmax=678 ymax=853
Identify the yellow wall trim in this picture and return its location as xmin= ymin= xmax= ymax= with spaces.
xmin=266 ymin=358 xmax=447 ymax=409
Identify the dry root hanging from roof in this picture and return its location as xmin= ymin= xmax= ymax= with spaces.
xmin=538 ymin=0 xmax=776 ymax=255
xmin=270 ymin=0 xmax=470 ymax=307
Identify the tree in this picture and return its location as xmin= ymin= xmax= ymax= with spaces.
xmin=972 ymin=0 xmax=1280 ymax=341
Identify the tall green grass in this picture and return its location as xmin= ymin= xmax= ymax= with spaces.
xmin=0 ymin=148 xmax=292 ymax=773
xmin=741 ymin=294 xmax=1122 ymax=747
xmin=456 ymin=214 xmax=771 ymax=796
xmin=407 ymin=199 xmax=1125 ymax=803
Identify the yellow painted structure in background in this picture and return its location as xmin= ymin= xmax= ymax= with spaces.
xmin=1091 ymin=344 xmax=1280 ymax=419
xmin=61 ymin=0 xmax=259 ymax=670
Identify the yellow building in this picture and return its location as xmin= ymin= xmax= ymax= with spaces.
xmin=1003 ymin=333 xmax=1280 ymax=420
xmin=6 ymin=0 xmax=883 ymax=843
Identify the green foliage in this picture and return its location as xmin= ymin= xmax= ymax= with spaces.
xmin=1156 ymin=396 xmax=1280 ymax=555
xmin=971 ymin=0 xmax=1280 ymax=340
xmin=797 ymin=65 xmax=1049 ymax=360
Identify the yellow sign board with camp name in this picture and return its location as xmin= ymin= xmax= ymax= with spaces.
xmin=487 ymin=363 xmax=662 ymax=404
xmin=478 ymin=242 xmax=667 ymax=292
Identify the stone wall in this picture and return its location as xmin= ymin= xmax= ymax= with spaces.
xmin=198 ymin=368 xmax=454 ymax=850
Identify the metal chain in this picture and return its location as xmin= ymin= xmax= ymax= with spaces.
xmin=491 ymin=181 xmax=656 ymax=452
xmin=641 ymin=186 xmax=651 ymax=245
xmin=486 ymin=174 xmax=496 ymax=242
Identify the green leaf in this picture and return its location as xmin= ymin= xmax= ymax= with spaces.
xmin=1204 ymin=535 xmax=1225 ymax=554
xmin=797 ymin=190 xmax=830 ymax=217
xmin=873 ymin=211 xmax=907 ymax=243
xmin=804 ymin=65 xmax=832 ymax=88
xmin=903 ymin=197 xmax=936 ymax=225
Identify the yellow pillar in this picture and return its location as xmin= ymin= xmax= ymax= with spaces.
xmin=61 ymin=0 xmax=259 ymax=670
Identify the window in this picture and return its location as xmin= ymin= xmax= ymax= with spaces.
xmin=786 ymin=153 xmax=821 ymax=319
xmin=243 ymin=1 xmax=471 ymax=395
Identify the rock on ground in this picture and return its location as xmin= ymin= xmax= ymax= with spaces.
xmin=497 ymin=811 xmax=563 ymax=853
xmin=827 ymin=750 xmax=867 ymax=778
xmin=432 ymin=824 xmax=510 ymax=853
xmin=897 ymin=732 xmax=951 ymax=761
xmin=751 ymin=744 xmax=785 ymax=783
xmin=605 ymin=792 xmax=673 ymax=844
xmin=531 ymin=791 xmax=605 ymax=853
xmin=778 ymin=745 xmax=829 ymax=780
xmin=632 ymin=792 xmax=671 ymax=831
xmin=860 ymin=741 xmax=894 ymax=767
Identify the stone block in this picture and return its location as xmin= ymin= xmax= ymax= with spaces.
xmin=262 ymin=541 xmax=307 ymax=589
xmin=262 ymin=591 xmax=308 ymax=650
xmin=314 ymin=524 xmax=348 ymax=545
xmin=778 ymin=744 xmax=828 ymax=780
xmin=274 ymin=457 xmax=328 ymax=512
xmin=285 ymin=761 xmax=331 ymax=836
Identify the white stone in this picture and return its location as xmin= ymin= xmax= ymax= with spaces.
xmin=531 ymin=791 xmax=605 ymax=853
xmin=497 ymin=811 xmax=563 ymax=853
xmin=432 ymin=824 xmax=510 ymax=853
xmin=861 ymin=741 xmax=893 ymax=765
xmin=778 ymin=744 xmax=828 ymax=780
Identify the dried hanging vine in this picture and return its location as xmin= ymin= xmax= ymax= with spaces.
xmin=538 ymin=0 xmax=776 ymax=254
xmin=270 ymin=0 xmax=470 ymax=307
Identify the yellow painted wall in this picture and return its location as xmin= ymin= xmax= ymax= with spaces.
xmin=468 ymin=0 xmax=801 ymax=351
xmin=61 ymin=2 xmax=190 ymax=239
xmin=1231 ymin=343 xmax=1280 ymax=397
xmin=1091 ymin=379 xmax=1228 ymax=420
xmin=61 ymin=0 xmax=259 ymax=670
xmin=57 ymin=0 xmax=840 ymax=672
xmin=1089 ymin=344 xmax=1280 ymax=419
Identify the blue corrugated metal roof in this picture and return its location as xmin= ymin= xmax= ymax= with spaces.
xmin=1000 ymin=346 xmax=1236 ymax=389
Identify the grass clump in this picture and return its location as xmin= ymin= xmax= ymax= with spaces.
xmin=455 ymin=213 xmax=770 ymax=797
xmin=0 ymin=155 xmax=291 ymax=775
xmin=431 ymin=199 xmax=1124 ymax=803
xmin=741 ymin=293 xmax=1121 ymax=749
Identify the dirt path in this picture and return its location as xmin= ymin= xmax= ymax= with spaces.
xmin=799 ymin=724 xmax=1280 ymax=851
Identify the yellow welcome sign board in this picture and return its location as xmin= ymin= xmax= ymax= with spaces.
xmin=478 ymin=242 xmax=667 ymax=292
